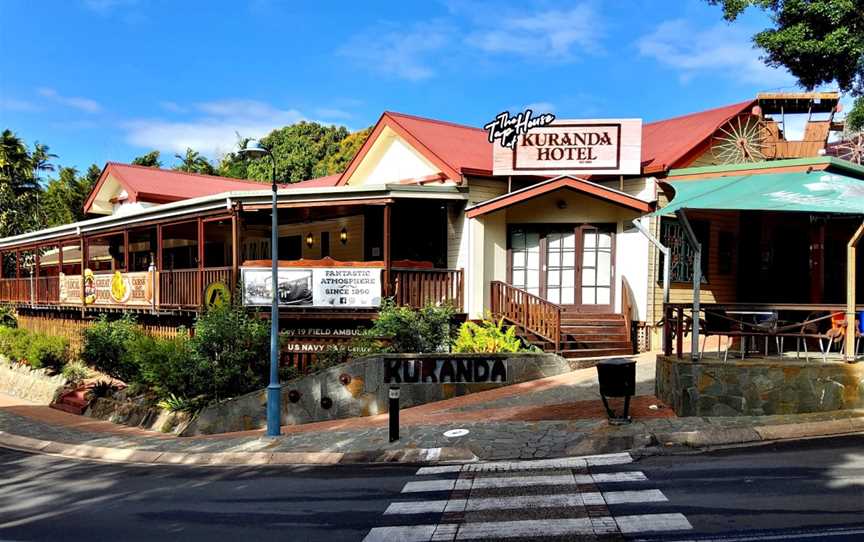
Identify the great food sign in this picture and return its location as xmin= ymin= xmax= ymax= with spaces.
xmin=486 ymin=109 xmax=642 ymax=176
xmin=242 ymin=267 xmax=382 ymax=308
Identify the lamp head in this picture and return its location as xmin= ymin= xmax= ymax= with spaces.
xmin=238 ymin=139 xmax=270 ymax=159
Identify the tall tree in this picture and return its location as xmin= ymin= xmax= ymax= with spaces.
xmin=315 ymin=126 xmax=373 ymax=176
xmin=0 ymin=129 xmax=37 ymax=195
xmin=31 ymin=142 xmax=57 ymax=185
xmin=132 ymin=150 xmax=162 ymax=168
xmin=707 ymin=0 xmax=864 ymax=129
xmin=245 ymin=122 xmax=349 ymax=183
xmin=173 ymin=148 xmax=216 ymax=175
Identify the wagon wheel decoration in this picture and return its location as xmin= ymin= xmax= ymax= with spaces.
xmin=711 ymin=116 xmax=768 ymax=164
xmin=835 ymin=131 xmax=864 ymax=165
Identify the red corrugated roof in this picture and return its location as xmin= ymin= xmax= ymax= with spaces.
xmin=384 ymin=112 xmax=492 ymax=176
xmin=85 ymin=163 xmax=342 ymax=213
xmin=640 ymin=100 xmax=756 ymax=173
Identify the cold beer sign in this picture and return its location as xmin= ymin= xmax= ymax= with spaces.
xmin=486 ymin=109 xmax=642 ymax=176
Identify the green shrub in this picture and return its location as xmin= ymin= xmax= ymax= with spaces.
xmin=87 ymin=380 xmax=120 ymax=400
xmin=189 ymin=305 xmax=270 ymax=401
xmin=0 ymin=326 xmax=26 ymax=359
xmin=0 ymin=305 xmax=16 ymax=328
xmin=368 ymin=300 xmax=455 ymax=353
xmin=134 ymin=331 xmax=205 ymax=400
xmin=27 ymin=333 xmax=70 ymax=371
xmin=157 ymin=393 xmax=203 ymax=413
xmin=453 ymin=317 xmax=525 ymax=353
xmin=81 ymin=314 xmax=144 ymax=383
xmin=61 ymin=361 xmax=90 ymax=385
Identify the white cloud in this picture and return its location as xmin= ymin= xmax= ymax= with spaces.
xmin=637 ymin=20 xmax=795 ymax=87
xmin=522 ymin=102 xmax=556 ymax=114
xmin=159 ymin=101 xmax=188 ymax=114
xmin=0 ymin=98 xmax=40 ymax=112
xmin=124 ymin=99 xmax=307 ymax=158
xmin=37 ymin=87 xmax=102 ymax=113
xmin=466 ymin=5 xmax=604 ymax=59
xmin=339 ymin=21 xmax=450 ymax=81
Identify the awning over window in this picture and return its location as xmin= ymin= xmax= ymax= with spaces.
xmin=654 ymin=170 xmax=864 ymax=216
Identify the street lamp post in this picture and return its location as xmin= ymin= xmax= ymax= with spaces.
xmin=239 ymin=140 xmax=281 ymax=437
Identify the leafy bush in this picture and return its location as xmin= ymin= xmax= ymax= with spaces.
xmin=81 ymin=314 xmax=144 ymax=383
xmin=157 ymin=393 xmax=203 ymax=413
xmin=87 ymin=380 xmax=120 ymax=400
xmin=188 ymin=305 xmax=270 ymax=401
xmin=61 ymin=361 xmax=90 ymax=385
xmin=0 ymin=326 xmax=27 ymax=360
xmin=368 ymin=300 xmax=455 ymax=353
xmin=134 ymin=331 xmax=206 ymax=400
xmin=0 ymin=305 xmax=16 ymax=328
xmin=27 ymin=333 xmax=70 ymax=371
xmin=453 ymin=317 xmax=526 ymax=353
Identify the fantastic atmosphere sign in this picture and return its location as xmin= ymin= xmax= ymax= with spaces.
xmin=242 ymin=267 xmax=382 ymax=308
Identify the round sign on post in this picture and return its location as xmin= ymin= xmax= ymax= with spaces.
xmin=204 ymin=282 xmax=231 ymax=310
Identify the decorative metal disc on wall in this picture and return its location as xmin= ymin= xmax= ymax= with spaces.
xmin=711 ymin=116 xmax=768 ymax=165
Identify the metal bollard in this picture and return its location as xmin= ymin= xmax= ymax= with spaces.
xmin=389 ymin=385 xmax=400 ymax=442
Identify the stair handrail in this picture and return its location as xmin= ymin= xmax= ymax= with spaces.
xmin=621 ymin=275 xmax=633 ymax=348
xmin=490 ymin=280 xmax=561 ymax=352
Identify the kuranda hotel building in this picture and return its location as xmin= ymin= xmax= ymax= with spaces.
xmin=1 ymin=91 xmax=860 ymax=365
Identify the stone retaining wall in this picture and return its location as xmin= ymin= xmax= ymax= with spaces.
xmin=656 ymin=355 xmax=864 ymax=417
xmin=0 ymin=356 xmax=67 ymax=404
xmin=87 ymin=397 xmax=192 ymax=435
xmin=183 ymin=352 xmax=571 ymax=436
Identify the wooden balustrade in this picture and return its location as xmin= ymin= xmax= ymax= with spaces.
xmin=0 ymin=278 xmax=33 ymax=304
xmin=391 ymin=268 xmax=464 ymax=311
xmin=490 ymin=281 xmax=561 ymax=351
xmin=35 ymin=276 xmax=59 ymax=304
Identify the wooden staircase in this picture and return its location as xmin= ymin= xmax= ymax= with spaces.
xmin=491 ymin=281 xmax=635 ymax=359
xmin=557 ymin=311 xmax=633 ymax=358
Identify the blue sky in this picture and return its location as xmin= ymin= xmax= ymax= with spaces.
xmin=0 ymin=0 xmax=813 ymax=174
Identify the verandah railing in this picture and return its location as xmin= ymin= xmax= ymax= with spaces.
xmin=391 ymin=267 xmax=463 ymax=310
xmin=490 ymin=280 xmax=561 ymax=352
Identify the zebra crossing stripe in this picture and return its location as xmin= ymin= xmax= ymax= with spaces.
xmin=615 ymin=513 xmax=692 ymax=534
xmin=363 ymin=524 xmax=438 ymax=542
xmin=416 ymin=465 xmax=463 ymax=476
xmin=387 ymin=489 xmax=668 ymax=515
xmin=463 ymin=452 xmax=633 ymax=472
xmin=401 ymin=479 xmax=456 ymax=493
xmin=591 ymin=471 xmax=648 ymax=483
xmin=470 ymin=473 xmax=575 ymax=489
xmin=455 ymin=518 xmax=594 ymax=539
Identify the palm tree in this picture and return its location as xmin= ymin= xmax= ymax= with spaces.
xmin=0 ymin=129 xmax=37 ymax=194
xmin=174 ymin=148 xmax=217 ymax=175
xmin=31 ymin=142 xmax=57 ymax=184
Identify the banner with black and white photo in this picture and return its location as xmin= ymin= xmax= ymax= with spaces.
xmin=241 ymin=267 xmax=382 ymax=308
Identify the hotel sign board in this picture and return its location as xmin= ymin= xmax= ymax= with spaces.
xmin=242 ymin=267 xmax=382 ymax=309
xmin=491 ymin=118 xmax=642 ymax=176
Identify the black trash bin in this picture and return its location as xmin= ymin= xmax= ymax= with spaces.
xmin=596 ymin=358 xmax=636 ymax=424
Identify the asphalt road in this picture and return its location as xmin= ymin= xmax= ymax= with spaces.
xmin=2 ymin=435 xmax=864 ymax=541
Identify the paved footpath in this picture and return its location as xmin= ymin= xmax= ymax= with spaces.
xmin=2 ymin=353 xmax=864 ymax=465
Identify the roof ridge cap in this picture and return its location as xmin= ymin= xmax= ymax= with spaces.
xmin=384 ymin=111 xmax=486 ymax=133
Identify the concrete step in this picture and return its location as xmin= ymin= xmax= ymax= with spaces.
xmin=561 ymin=347 xmax=634 ymax=358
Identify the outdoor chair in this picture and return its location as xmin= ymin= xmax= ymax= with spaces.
xmin=698 ymin=309 xmax=745 ymax=360
xmin=793 ymin=312 xmax=845 ymax=362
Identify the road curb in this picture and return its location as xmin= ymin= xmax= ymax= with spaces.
xmin=0 ymin=431 xmax=478 ymax=466
xmin=651 ymin=418 xmax=864 ymax=452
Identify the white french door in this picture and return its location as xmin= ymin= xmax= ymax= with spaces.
xmin=509 ymin=225 xmax=615 ymax=311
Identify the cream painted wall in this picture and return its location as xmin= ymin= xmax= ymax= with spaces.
xmin=344 ymin=126 xmax=443 ymax=186
xmin=615 ymin=218 xmax=650 ymax=320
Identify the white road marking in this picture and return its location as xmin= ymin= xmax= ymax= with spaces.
xmin=591 ymin=516 xmax=619 ymax=534
xmin=663 ymin=526 xmax=864 ymax=541
xmin=465 ymin=493 xmax=584 ymax=511
xmin=363 ymin=524 xmax=437 ymax=542
xmin=464 ymin=452 xmax=632 ymax=472
xmin=615 ymin=513 xmax=692 ymax=534
xmin=470 ymin=473 xmax=575 ymax=489
xmin=592 ymin=471 xmax=648 ymax=483
xmin=431 ymin=523 xmax=458 ymax=541
xmin=401 ymin=479 xmax=455 ymax=493
xmin=603 ymin=489 xmax=668 ymax=505
xmin=455 ymin=518 xmax=594 ymax=540
xmin=385 ymin=500 xmax=449 ymax=515
xmin=416 ymin=465 xmax=463 ymax=476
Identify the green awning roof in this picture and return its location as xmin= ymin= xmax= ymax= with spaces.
xmin=653 ymin=170 xmax=864 ymax=216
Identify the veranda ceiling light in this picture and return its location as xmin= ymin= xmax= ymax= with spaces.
xmin=306 ymin=233 xmax=314 ymax=247
xmin=340 ymin=227 xmax=348 ymax=244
